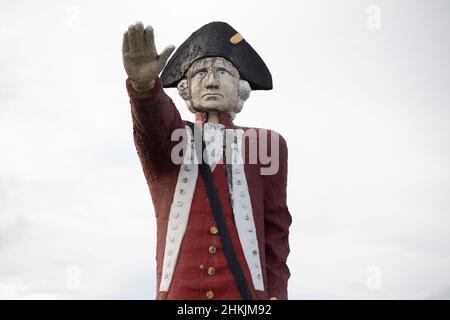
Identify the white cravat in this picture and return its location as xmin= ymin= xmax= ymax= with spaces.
xmin=203 ymin=122 xmax=225 ymax=171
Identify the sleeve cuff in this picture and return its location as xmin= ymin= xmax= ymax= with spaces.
xmin=126 ymin=77 xmax=163 ymax=100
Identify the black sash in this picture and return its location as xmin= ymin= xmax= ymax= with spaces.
xmin=187 ymin=122 xmax=253 ymax=300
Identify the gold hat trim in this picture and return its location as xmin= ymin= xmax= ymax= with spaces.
xmin=230 ymin=32 xmax=244 ymax=45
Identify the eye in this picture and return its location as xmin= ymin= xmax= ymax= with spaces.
xmin=194 ymin=71 xmax=207 ymax=77
xmin=217 ymin=69 xmax=229 ymax=76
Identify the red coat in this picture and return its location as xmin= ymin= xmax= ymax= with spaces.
xmin=127 ymin=77 xmax=292 ymax=300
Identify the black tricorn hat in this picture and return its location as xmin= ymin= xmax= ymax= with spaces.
xmin=160 ymin=21 xmax=272 ymax=90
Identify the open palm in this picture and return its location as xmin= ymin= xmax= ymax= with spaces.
xmin=122 ymin=22 xmax=175 ymax=91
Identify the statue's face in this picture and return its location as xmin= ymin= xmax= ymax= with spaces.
xmin=186 ymin=57 xmax=240 ymax=113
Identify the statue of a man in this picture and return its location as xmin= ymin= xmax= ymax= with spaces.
xmin=122 ymin=21 xmax=291 ymax=300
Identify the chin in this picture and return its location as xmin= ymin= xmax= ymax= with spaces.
xmin=194 ymin=104 xmax=228 ymax=112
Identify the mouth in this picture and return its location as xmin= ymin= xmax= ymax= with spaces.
xmin=202 ymin=93 xmax=223 ymax=98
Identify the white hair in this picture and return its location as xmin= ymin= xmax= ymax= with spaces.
xmin=177 ymin=78 xmax=251 ymax=120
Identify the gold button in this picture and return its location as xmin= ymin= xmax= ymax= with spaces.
xmin=208 ymin=245 xmax=217 ymax=254
xmin=206 ymin=290 xmax=214 ymax=299
xmin=207 ymin=267 xmax=215 ymax=276
xmin=270 ymin=296 xmax=278 ymax=300
xmin=210 ymin=226 xmax=218 ymax=235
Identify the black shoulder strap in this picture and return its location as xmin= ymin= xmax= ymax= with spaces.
xmin=187 ymin=122 xmax=253 ymax=300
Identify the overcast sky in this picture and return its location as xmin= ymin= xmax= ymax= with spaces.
xmin=1 ymin=0 xmax=450 ymax=299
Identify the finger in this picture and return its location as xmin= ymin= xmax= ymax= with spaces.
xmin=122 ymin=31 xmax=129 ymax=54
xmin=158 ymin=45 xmax=176 ymax=65
xmin=128 ymin=24 xmax=136 ymax=53
xmin=144 ymin=25 xmax=156 ymax=55
xmin=135 ymin=21 xmax=144 ymax=52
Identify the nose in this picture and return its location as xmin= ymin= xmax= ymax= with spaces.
xmin=204 ymin=71 xmax=219 ymax=89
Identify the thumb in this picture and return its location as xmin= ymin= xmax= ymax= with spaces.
xmin=158 ymin=45 xmax=176 ymax=66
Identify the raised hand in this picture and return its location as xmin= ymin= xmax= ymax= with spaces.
xmin=122 ymin=22 xmax=175 ymax=92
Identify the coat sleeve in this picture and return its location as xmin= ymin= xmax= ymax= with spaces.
xmin=126 ymin=77 xmax=185 ymax=179
xmin=263 ymin=132 xmax=292 ymax=300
